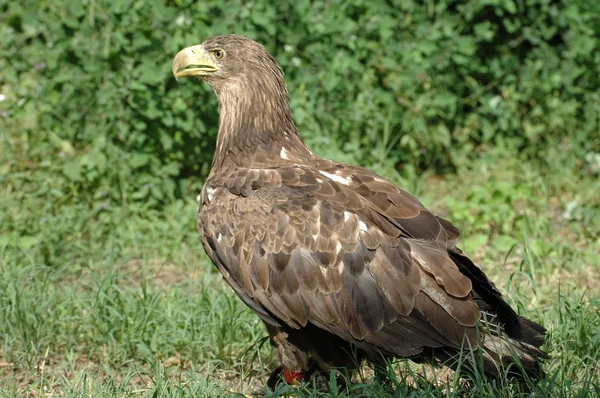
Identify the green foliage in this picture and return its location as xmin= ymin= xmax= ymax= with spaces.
xmin=1 ymin=0 xmax=599 ymax=212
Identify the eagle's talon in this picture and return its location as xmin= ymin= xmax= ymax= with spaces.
xmin=266 ymin=366 xmax=283 ymax=390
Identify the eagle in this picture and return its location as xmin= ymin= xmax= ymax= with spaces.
xmin=172 ymin=35 xmax=547 ymax=388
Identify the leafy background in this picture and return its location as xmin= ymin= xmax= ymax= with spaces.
xmin=3 ymin=0 xmax=599 ymax=211
xmin=1 ymin=0 xmax=599 ymax=396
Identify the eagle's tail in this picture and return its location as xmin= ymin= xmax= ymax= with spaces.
xmin=435 ymin=315 xmax=548 ymax=380
xmin=444 ymin=251 xmax=548 ymax=380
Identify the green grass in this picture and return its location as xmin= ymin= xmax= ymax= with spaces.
xmin=1 ymin=149 xmax=599 ymax=397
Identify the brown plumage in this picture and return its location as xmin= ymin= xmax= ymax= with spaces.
xmin=172 ymin=34 xmax=547 ymax=386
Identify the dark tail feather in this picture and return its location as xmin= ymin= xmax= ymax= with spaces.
xmin=518 ymin=316 xmax=547 ymax=348
xmin=431 ymin=316 xmax=548 ymax=380
xmin=448 ymin=250 xmax=548 ymax=379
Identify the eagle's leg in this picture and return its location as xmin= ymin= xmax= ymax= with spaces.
xmin=264 ymin=323 xmax=360 ymax=391
xmin=265 ymin=323 xmax=310 ymax=389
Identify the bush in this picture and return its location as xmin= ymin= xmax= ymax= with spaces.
xmin=1 ymin=0 xmax=599 ymax=209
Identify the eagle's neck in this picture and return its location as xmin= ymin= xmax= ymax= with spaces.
xmin=211 ymin=71 xmax=312 ymax=171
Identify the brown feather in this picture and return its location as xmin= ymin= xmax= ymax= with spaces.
xmin=368 ymin=243 xmax=420 ymax=316
xmin=409 ymin=241 xmax=473 ymax=299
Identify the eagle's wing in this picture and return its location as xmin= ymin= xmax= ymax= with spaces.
xmin=199 ymin=163 xmax=484 ymax=358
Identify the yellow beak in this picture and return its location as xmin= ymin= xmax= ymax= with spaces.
xmin=172 ymin=45 xmax=218 ymax=80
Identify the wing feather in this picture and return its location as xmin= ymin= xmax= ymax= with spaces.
xmin=415 ymin=293 xmax=479 ymax=347
xmin=408 ymin=241 xmax=473 ymax=298
xmin=368 ymin=243 xmax=420 ymax=316
xmin=199 ymin=164 xmax=485 ymax=361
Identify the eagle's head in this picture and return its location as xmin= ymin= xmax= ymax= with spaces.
xmin=172 ymin=34 xmax=284 ymax=93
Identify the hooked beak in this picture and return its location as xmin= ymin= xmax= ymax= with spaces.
xmin=172 ymin=45 xmax=218 ymax=80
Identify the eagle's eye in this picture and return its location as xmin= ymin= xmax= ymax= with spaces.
xmin=213 ymin=49 xmax=225 ymax=59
